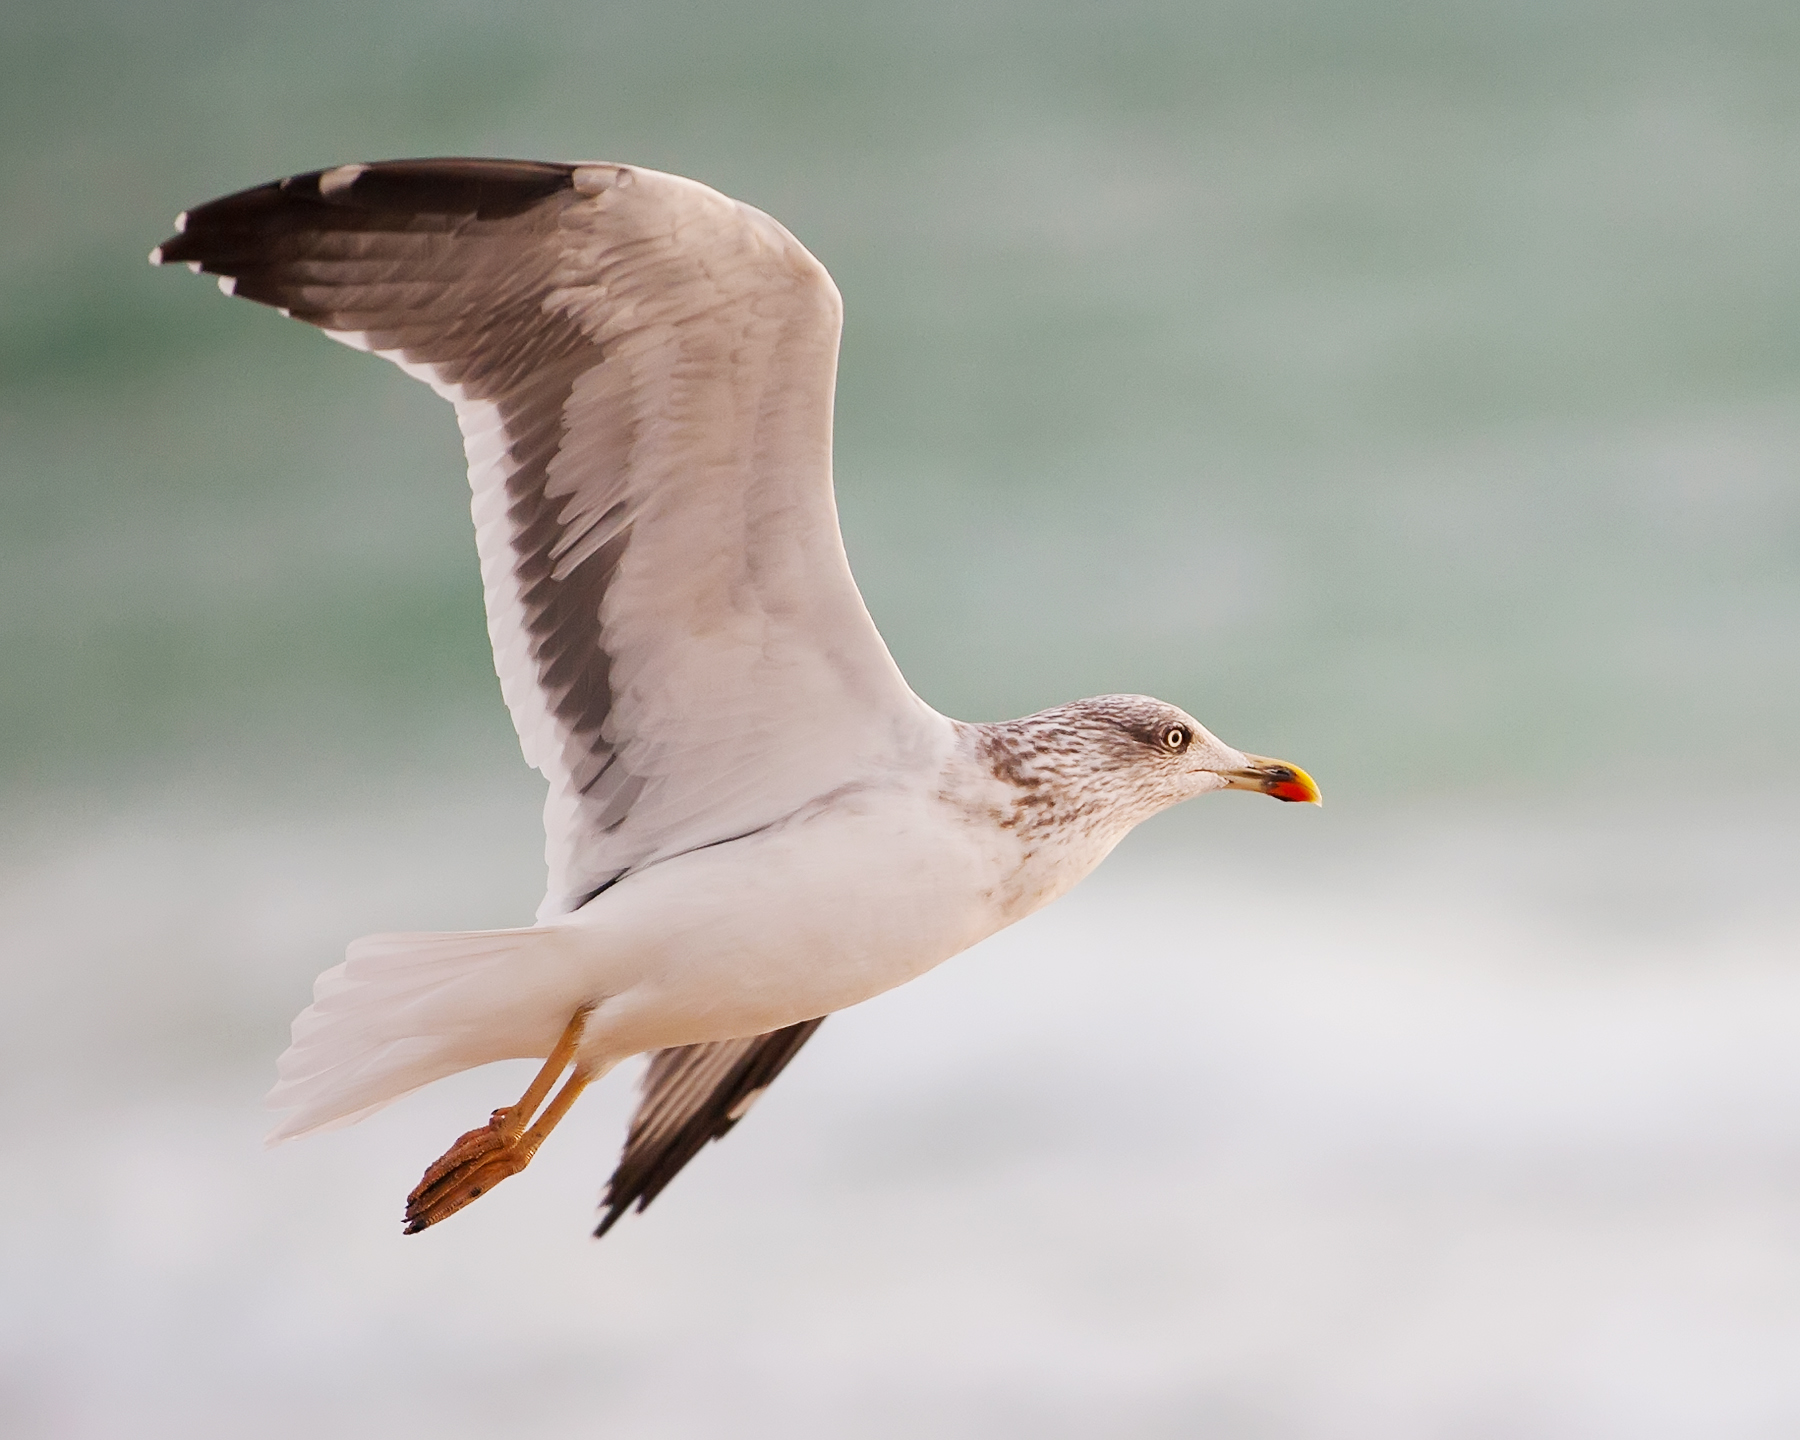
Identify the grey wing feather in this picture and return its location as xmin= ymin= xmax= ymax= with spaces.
xmin=595 ymin=1019 xmax=825 ymax=1237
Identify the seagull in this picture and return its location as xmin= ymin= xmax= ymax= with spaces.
xmin=152 ymin=158 xmax=1320 ymax=1238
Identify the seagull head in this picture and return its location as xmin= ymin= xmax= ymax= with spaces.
xmin=983 ymin=695 xmax=1320 ymax=836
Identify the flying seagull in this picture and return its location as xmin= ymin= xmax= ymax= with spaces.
xmin=152 ymin=158 xmax=1320 ymax=1238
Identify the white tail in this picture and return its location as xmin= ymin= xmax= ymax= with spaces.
xmin=266 ymin=926 xmax=568 ymax=1143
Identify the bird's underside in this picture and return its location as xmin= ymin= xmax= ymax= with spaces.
xmin=155 ymin=156 xmax=1321 ymax=1240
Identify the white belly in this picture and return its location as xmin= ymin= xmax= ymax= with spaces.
xmin=553 ymin=782 xmax=1030 ymax=1063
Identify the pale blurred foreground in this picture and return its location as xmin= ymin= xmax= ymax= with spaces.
xmin=2 ymin=792 xmax=1796 ymax=1439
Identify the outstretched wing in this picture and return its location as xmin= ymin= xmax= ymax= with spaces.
xmin=597 ymin=1020 xmax=826 ymax=1237
xmin=154 ymin=159 xmax=927 ymax=916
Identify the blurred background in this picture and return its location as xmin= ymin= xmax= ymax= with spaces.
xmin=3 ymin=0 xmax=1798 ymax=1435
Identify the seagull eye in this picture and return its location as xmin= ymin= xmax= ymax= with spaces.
xmin=1163 ymin=725 xmax=1189 ymax=752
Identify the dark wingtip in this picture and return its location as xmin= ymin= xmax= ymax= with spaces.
xmin=152 ymin=159 xmax=582 ymax=284
xmin=591 ymin=1018 xmax=826 ymax=1241
xmin=592 ymin=1207 xmax=626 ymax=1240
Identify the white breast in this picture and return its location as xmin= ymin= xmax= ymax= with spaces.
xmin=558 ymin=772 xmax=1018 ymax=1059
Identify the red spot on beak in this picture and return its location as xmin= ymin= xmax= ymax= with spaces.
xmin=1267 ymin=774 xmax=1321 ymax=804
xmin=1223 ymin=755 xmax=1322 ymax=805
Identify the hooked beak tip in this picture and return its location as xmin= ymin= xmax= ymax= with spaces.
xmin=1226 ymin=755 xmax=1322 ymax=806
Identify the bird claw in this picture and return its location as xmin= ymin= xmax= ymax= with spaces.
xmin=400 ymin=1006 xmax=595 ymax=1235
xmin=405 ymin=1132 xmax=528 ymax=1233
xmin=406 ymin=1108 xmax=522 ymax=1224
xmin=409 ymin=1108 xmax=518 ymax=1196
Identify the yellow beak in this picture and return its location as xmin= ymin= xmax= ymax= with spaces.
xmin=1222 ymin=754 xmax=1322 ymax=805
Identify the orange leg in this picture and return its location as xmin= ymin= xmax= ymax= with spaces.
xmin=404 ymin=1005 xmax=594 ymax=1234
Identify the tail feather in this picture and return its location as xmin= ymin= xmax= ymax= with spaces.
xmin=266 ymin=926 xmax=563 ymax=1143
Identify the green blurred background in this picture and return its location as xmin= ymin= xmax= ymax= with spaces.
xmin=3 ymin=2 xmax=1798 ymax=1436
xmin=7 ymin=0 xmax=1796 ymax=807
